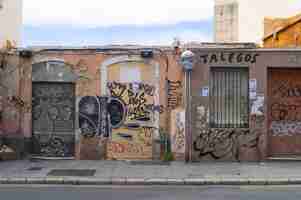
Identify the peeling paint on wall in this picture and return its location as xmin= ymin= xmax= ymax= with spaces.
xmin=170 ymin=108 xmax=185 ymax=154
xmin=193 ymin=104 xmax=260 ymax=161
xmin=107 ymin=127 xmax=153 ymax=159
xmin=106 ymin=82 xmax=157 ymax=159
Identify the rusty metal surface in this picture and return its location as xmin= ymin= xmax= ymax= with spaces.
xmin=268 ymin=69 xmax=301 ymax=155
xmin=32 ymin=82 xmax=75 ymax=157
xmin=210 ymin=68 xmax=249 ymax=128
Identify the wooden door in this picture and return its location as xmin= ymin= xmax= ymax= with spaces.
xmin=268 ymin=69 xmax=301 ymax=155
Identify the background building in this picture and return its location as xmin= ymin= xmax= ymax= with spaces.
xmin=0 ymin=0 xmax=22 ymax=48
xmin=214 ymin=0 xmax=301 ymax=43
xmin=263 ymin=13 xmax=301 ymax=48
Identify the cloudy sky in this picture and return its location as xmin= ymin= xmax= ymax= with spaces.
xmin=22 ymin=0 xmax=214 ymax=46
xmin=22 ymin=0 xmax=301 ymax=47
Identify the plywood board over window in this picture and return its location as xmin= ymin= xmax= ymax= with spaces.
xmin=120 ymin=65 xmax=141 ymax=83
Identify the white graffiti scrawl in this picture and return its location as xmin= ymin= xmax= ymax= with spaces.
xmin=171 ymin=109 xmax=185 ymax=154
xmin=270 ymin=121 xmax=301 ymax=136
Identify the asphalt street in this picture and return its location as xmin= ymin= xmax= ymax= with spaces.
xmin=1 ymin=185 xmax=301 ymax=200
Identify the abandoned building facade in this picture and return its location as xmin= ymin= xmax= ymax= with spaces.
xmin=0 ymin=47 xmax=184 ymax=160
xmin=1 ymin=45 xmax=301 ymax=162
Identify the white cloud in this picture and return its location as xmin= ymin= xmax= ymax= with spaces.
xmin=107 ymin=31 xmax=212 ymax=46
xmin=23 ymin=0 xmax=214 ymax=27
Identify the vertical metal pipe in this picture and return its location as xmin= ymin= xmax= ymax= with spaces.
xmin=181 ymin=50 xmax=194 ymax=163
xmin=185 ymin=71 xmax=192 ymax=162
xmin=187 ymin=71 xmax=193 ymax=162
xmin=185 ymin=71 xmax=189 ymax=162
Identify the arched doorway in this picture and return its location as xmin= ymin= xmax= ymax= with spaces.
xmin=32 ymin=60 xmax=78 ymax=157
xmin=101 ymin=56 xmax=161 ymax=160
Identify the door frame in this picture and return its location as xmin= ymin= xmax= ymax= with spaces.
xmin=31 ymin=60 xmax=78 ymax=157
xmin=267 ymin=67 xmax=301 ymax=156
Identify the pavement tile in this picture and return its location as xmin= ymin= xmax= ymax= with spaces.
xmin=3 ymin=161 xmax=301 ymax=186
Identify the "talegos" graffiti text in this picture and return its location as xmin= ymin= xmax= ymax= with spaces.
xmin=200 ymin=53 xmax=260 ymax=64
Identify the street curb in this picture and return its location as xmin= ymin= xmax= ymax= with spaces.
xmin=1 ymin=177 xmax=301 ymax=186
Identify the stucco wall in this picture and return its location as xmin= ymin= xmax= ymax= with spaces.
xmin=0 ymin=0 xmax=22 ymax=47
xmin=0 ymin=51 xmax=31 ymax=158
xmin=0 ymin=48 xmax=185 ymax=160
xmin=190 ymin=49 xmax=301 ymax=161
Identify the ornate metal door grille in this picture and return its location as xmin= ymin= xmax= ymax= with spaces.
xmin=32 ymin=82 xmax=75 ymax=157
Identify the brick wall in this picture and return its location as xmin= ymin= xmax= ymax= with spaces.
xmin=264 ymin=14 xmax=301 ymax=48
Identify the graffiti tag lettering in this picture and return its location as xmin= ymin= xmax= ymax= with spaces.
xmin=272 ymin=81 xmax=301 ymax=98
xmin=200 ymin=53 xmax=259 ymax=64
xmin=270 ymin=121 xmax=301 ymax=136
xmin=167 ymin=80 xmax=182 ymax=109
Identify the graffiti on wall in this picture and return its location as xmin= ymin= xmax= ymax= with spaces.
xmin=272 ymin=81 xmax=301 ymax=98
xmin=167 ymin=80 xmax=182 ymax=109
xmin=107 ymin=98 xmax=126 ymax=128
xmin=199 ymin=53 xmax=260 ymax=64
xmin=107 ymin=82 xmax=162 ymax=122
xmin=32 ymin=83 xmax=75 ymax=157
xmin=7 ymin=95 xmax=31 ymax=113
xmin=193 ymin=105 xmax=260 ymax=161
xmin=270 ymin=103 xmax=301 ymax=122
xmin=106 ymin=81 xmax=160 ymax=159
xmin=0 ymin=136 xmax=15 ymax=157
xmin=270 ymin=80 xmax=301 ymax=136
xmin=270 ymin=121 xmax=301 ymax=136
xmin=250 ymin=95 xmax=265 ymax=129
xmin=39 ymin=136 xmax=67 ymax=157
xmin=270 ymin=102 xmax=301 ymax=136
xmin=107 ymin=127 xmax=153 ymax=159
xmin=171 ymin=109 xmax=185 ymax=154
xmin=79 ymin=96 xmax=109 ymax=138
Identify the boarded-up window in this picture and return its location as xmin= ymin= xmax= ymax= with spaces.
xmin=120 ymin=65 xmax=141 ymax=83
xmin=210 ymin=68 xmax=249 ymax=128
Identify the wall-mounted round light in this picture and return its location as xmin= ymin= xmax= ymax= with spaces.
xmin=180 ymin=50 xmax=194 ymax=71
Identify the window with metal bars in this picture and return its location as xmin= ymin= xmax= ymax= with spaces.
xmin=210 ymin=67 xmax=249 ymax=128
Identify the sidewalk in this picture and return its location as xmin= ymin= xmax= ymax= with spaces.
xmin=1 ymin=160 xmax=301 ymax=185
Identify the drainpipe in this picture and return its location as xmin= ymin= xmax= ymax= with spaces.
xmin=180 ymin=50 xmax=194 ymax=163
